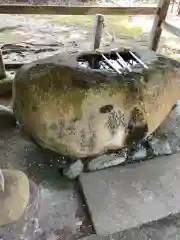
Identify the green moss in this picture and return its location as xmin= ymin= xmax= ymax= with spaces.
xmin=51 ymin=15 xmax=144 ymax=38
xmin=52 ymin=15 xmax=93 ymax=27
xmin=0 ymin=31 xmax=27 ymax=43
xmin=0 ymin=26 xmax=20 ymax=33
xmin=168 ymin=54 xmax=180 ymax=62
xmin=69 ymin=89 xmax=85 ymax=120
xmin=56 ymin=89 xmax=85 ymax=120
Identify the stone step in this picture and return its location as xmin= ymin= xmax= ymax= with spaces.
xmin=79 ymin=153 xmax=180 ymax=236
xmin=80 ymin=212 xmax=180 ymax=240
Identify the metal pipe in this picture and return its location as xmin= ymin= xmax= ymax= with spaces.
xmin=101 ymin=54 xmax=121 ymax=74
xmin=116 ymin=52 xmax=132 ymax=72
xmin=129 ymin=51 xmax=148 ymax=69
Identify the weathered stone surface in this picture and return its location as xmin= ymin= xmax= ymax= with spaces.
xmin=80 ymin=211 xmax=180 ymax=240
xmin=0 ymin=105 xmax=16 ymax=129
xmin=79 ymin=153 xmax=180 ymax=236
xmin=149 ymin=138 xmax=172 ymax=156
xmin=87 ymin=154 xmax=125 ymax=171
xmin=131 ymin=147 xmax=147 ymax=161
xmin=63 ymin=159 xmax=84 ymax=179
xmin=13 ymin=48 xmax=180 ymax=159
xmin=0 ymin=169 xmax=29 ymax=226
xmin=150 ymin=100 xmax=180 ymax=155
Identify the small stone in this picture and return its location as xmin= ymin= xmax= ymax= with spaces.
xmin=149 ymin=138 xmax=172 ymax=156
xmin=31 ymin=218 xmax=39 ymax=229
xmin=23 ymin=225 xmax=27 ymax=233
xmin=87 ymin=154 xmax=125 ymax=172
xmin=76 ymin=221 xmax=83 ymax=226
xmin=33 ymin=228 xmax=43 ymax=238
xmin=132 ymin=147 xmax=147 ymax=161
xmin=0 ymin=169 xmax=29 ymax=226
xmin=63 ymin=160 xmax=84 ymax=179
xmin=0 ymin=105 xmax=16 ymax=129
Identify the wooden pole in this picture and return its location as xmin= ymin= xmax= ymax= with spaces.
xmin=149 ymin=0 xmax=171 ymax=51
xmin=93 ymin=14 xmax=104 ymax=50
xmin=0 ymin=50 xmax=6 ymax=80
xmin=177 ymin=1 xmax=180 ymax=15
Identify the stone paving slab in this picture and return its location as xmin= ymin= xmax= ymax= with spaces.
xmin=80 ymin=211 xmax=180 ymax=240
xmin=79 ymin=153 xmax=180 ymax=236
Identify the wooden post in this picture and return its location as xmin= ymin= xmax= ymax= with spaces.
xmin=177 ymin=1 xmax=180 ymax=15
xmin=0 ymin=50 xmax=6 ymax=80
xmin=93 ymin=14 xmax=104 ymax=50
xmin=149 ymin=0 xmax=171 ymax=51
xmin=170 ymin=0 xmax=175 ymax=13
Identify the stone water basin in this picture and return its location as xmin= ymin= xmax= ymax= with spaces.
xmin=12 ymin=47 xmax=180 ymax=165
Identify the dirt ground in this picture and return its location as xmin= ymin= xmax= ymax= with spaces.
xmin=0 ymin=13 xmax=180 ymax=65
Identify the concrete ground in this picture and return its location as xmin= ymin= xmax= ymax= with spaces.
xmin=0 ymin=99 xmax=94 ymax=240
